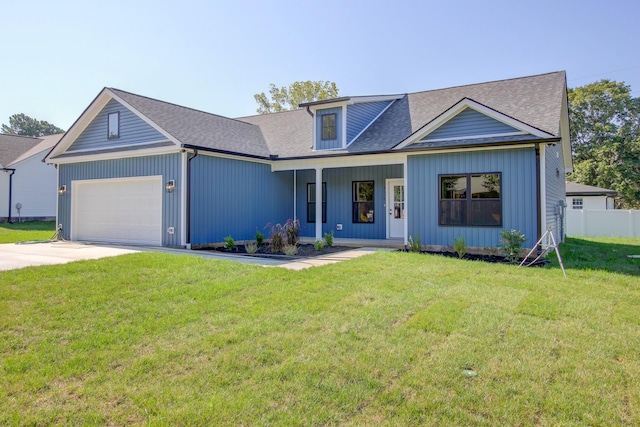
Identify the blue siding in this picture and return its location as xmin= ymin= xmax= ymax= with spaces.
xmin=69 ymin=99 xmax=167 ymax=152
xmin=407 ymin=148 xmax=538 ymax=249
xmin=296 ymin=165 xmax=404 ymax=239
xmin=422 ymin=108 xmax=521 ymax=141
xmin=58 ymin=153 xmax=183 ymax=246
xmin=316 ymin=107 xmax=343 ymax=150
xmin=346 ymin=101 xmax=391 ymax=143
xmin=190 ymin=155 xmax=293 ymax=244
xmin=545 ymin=144 xmax=566 ymax=242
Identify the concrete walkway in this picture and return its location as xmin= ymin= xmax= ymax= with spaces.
xmin=0 ymin=241 xmax=389 ymax=271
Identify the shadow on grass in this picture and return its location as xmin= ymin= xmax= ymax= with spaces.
xmin=556 ymin=237 xmax=640 ymax=277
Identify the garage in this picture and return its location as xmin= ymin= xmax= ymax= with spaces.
xmin=71 ymin=176 xmax=163 ymax=245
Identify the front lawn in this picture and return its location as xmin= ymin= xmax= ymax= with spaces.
xmin=0 ymin=221 xmax=56 ymax=244
xmin=1 ymin=238 xmax=639 ymax=425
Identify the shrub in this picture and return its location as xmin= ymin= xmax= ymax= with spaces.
xmin=324 ymin=230 xmax=334 ymax=247
xmin=283 ymin=244 xmax=298 ymax=256
xmin=284 ymin=218 xmax=300 ymax=246
xmin=314 ymin=239 xmax=325 ymax=251
xmin=408 ymin=235 xmax=421 ymax=253
xmin=223 ymin=236 xmax=236 ymax=251
xmin=245 ymin=241 xmax=258 ymax=254
xmin=499 ymin=229 xmax=526 ymax=263
xmin=453 ymin=236 xmax=467 ymax=258
xmin=255 ymin=229 xmax=264 ymax=246
xmin=266 ymin=223 xmax=284 ymax=253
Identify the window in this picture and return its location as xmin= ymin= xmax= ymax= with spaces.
xmin=321 ymin=114 xmax=336 ymax=140
xmin=353 ymin=181 xmax=374 ymax=223
xmin=108 ymin=112 xmax=120 ymax=139
xmin=307 ymin=183 xmax=327 ymax=223
xmin=572 ymin=198 xmax=583 ymax=210
xmin=439 ymin=173 xmax=501 ymax=226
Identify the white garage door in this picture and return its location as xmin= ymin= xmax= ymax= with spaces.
xmin=72 ymin=176 xmax=163 ymax=245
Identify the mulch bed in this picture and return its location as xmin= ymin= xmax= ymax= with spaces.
xmin=208 ymin=243 xmax=351 ymax=260
xmin=405 ymin=250 xmax=550 ymax=266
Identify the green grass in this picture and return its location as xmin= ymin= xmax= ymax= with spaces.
xmin=0 ymin=221 xmax=56 ymax=244
xmin=1 ymin=238 xmax=639 ymax=425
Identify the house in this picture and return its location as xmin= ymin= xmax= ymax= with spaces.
xmin=566 ymin=181 xmax=617 ymax=210
xmin=1 ymin=133 xmax=61 ymax=222
xmin=45 ymin=71 xmax=572 ymax=252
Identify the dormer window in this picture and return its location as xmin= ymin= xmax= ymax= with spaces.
xmin=321 ymin=113 xmax=336 ymax=140
xmin=108 ymin=112 xmax=120 ymax=139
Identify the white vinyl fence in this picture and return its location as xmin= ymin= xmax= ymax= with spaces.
xmin=566 ymin=209 xmax=640 ymax=238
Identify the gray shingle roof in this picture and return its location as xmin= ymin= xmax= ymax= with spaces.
xmin=566 ymin=182 xmax=617 ymax=196
xmin=109 ymin=88 xmax=271 ymax=158
xmin=0 ymin=134 xmax=43 ymax=167
xmin=99 ymin=71 xmax=566 ymax=160
xmin=238 ymin=71 xmax=566 ymax=158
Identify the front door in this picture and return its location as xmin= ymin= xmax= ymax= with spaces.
xmin=386 ymin=179 xmax=405 ymax=239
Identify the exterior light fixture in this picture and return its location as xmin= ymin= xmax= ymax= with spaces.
xmin=165 ymin=180 xmax=175 ymax=193
xmin=58 ymin=185 xmax=67 ymax=196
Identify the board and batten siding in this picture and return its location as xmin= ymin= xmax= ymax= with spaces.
xmin=296 ymin=164 xmax=404 ymax=239
xmin=58 ymin=153 xmax=182 ymax=246
xmin=421 ymin=108 xmax=521 ymax=141
xmin=68 ymin=99 xmax=169 ymax=153
xmin=346 ymin=101 xmax=391 ymax=143
xmin=544 ymin=143 xmax=567 ymax=242
xmin=189 ymin=155 xmax=293 ymax=245
xmin=315 ymin=107 xmax=343 ymax=150
xmin=407 ymin=148 xmax=538 ymax=249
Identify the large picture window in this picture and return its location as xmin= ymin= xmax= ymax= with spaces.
xmin=307 ymin=183 xmax=327 ymax=223
xmin=353 ymin=181 xmax=374 ymax=223
xmin=439 ymin=173 xmax=501 ymax=226
xmin=321 ymin=114 xmax=336 ymax=140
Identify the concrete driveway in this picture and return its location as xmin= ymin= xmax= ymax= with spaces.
xmin=0 ymin=241 xmax=139 ymax=271
xmin=0 ymin=241 xmax=385 ymax=272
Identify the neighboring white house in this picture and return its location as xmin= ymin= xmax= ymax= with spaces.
xmin=0 ymin=133 xmax=62 ymax=222
xmin=566 ymin=181 xmax=617 ymax=210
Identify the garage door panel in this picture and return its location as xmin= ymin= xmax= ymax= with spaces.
xmin=72 ymin=177 xmax=163 ymax=245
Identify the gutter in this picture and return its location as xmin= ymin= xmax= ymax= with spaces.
xmin=185 ymin=149 xmax=198 ymax=245
xmin=2 ymin=168 xmax=16 ymax=223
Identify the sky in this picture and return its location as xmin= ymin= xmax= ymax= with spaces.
xmin=1 ymin=0 xmax=639 ymax=131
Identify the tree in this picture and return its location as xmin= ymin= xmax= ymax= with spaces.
xmin=568 ymin=80 xmax=640 ymax=208
xmin=1 ymin=113 xmax=65 ymax=137
xmin=254 ymin=81 xmax=339 ymax=114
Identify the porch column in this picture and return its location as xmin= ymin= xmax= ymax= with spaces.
xmin=315 ymin=167 xmax=323 ymax=241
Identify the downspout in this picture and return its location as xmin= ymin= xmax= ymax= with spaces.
xmin=2 ymin=168 xmax=16 ymax=223
xmin=186 ymin=149 xmax=198 ymax=245
xmin=534 ymin=144 xmax=542 ymax=252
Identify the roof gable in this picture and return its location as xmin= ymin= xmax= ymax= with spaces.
xmin=66 ymin=98 xmax=170 ymax=155
xmin=395 ymin=98 xmax=553 ymax=149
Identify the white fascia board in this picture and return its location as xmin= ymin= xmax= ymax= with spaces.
xmin=307 ymin=101 xmax=349 ymax=114
xmin=347 ymin=95 xmax=403 ymax=104
xmin=63 ymin=139 xmax=173 ymax=155
xmin=45 ymin=90 xmax=112 ymax=160
xmin=49 ymin=146 xmax=182 ymax=164
xmin=394 ymin=98 xmax=554 ymax=150
xmin=107 ymin=90 xmax=181 ymax=147
xmin=270 ymin=152 xmax=408 ymax=172
xmin=45 ymin=89 xmax=182 ymax=163
xmin=418 ymin=131 xmax=527 ymax=144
